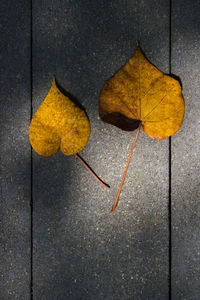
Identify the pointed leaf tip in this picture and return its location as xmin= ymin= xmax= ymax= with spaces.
xmin=29 ymin=78 xmax=90 ymax=156
xmin=99 ymin=46 xmax=184 ymax=139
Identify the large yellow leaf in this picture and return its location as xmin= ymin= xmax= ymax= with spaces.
xmin=29 ymin=77 xmax=90 ymax=156
xmin=99 ymin=45 xmax=185 ymax=212
xmin=99 ymin=46 xmax=184 ymax=139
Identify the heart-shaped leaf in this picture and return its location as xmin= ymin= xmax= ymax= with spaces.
xmin=30 ymin=77 xmax=109 ymax=189
xmin=29 ymin=77 xmax=90 ymax=156
xmin=99 ymin=45 xmax=185 ymax=212
xmin=99 ymin=45 xmax=184 ymax=139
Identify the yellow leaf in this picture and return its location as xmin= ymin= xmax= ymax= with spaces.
xmin=99 ymin=45 xmax=184 ymax=139
xmin=99 ymin=45 xmax=185 ymax=212
xmin=29 ymin=77 xmax=90 ymax=156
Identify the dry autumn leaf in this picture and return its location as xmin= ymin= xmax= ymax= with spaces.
xmin=99 ymin=45 xmax=184 ymax=212
xmin=30 ymin=76 xmax=90 ymax=156
xmin=30 ymin=77 xmax=109 ymax=188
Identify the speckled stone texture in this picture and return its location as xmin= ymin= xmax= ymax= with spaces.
xmin=2 ymin=1 xmax=199 ymax=299
xmin=171 ymin=0 xmax=200 ymax=299
xmin=0 ymin=1 xmax=31 ymax=299
xmin=32 ymin=1 xmax=169 ymax=299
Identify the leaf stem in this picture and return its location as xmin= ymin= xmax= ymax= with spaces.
xmin=111 ymin=123 xmax=141 ymax=213
xmin=75 ymin=153 xmax=110 ymax=189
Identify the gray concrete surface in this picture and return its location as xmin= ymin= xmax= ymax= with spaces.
xmin=32 ymin=1 xmax=169 ymax=299
xmin=0 ymin=0 xmax=199 ymax=299
xmin=171 ymin=0 xmax=200 ymax=299
xmin=0 ymin=1 xmax=31 ymax=299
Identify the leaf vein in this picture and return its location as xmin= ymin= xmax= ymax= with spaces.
xmin=142 ymin=95 xmax=167 ymax=120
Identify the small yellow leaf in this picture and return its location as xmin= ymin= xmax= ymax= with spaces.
xmin=29 ymin=77 xmax=90 ymax=156
xmin=99 ymin=46 xmax=184 ymax=139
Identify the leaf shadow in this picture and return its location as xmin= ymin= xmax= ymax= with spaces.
xmin=169 ymin=73 xmax=183 ymax=89
xmin=55 ymin=77 xmax=88 ymax=114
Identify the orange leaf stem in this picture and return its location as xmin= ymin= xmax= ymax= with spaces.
xmin=111 ymin=123 xmax=141 ymax=213
xmin=75 ymin=154 xmax=110 ymax=189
